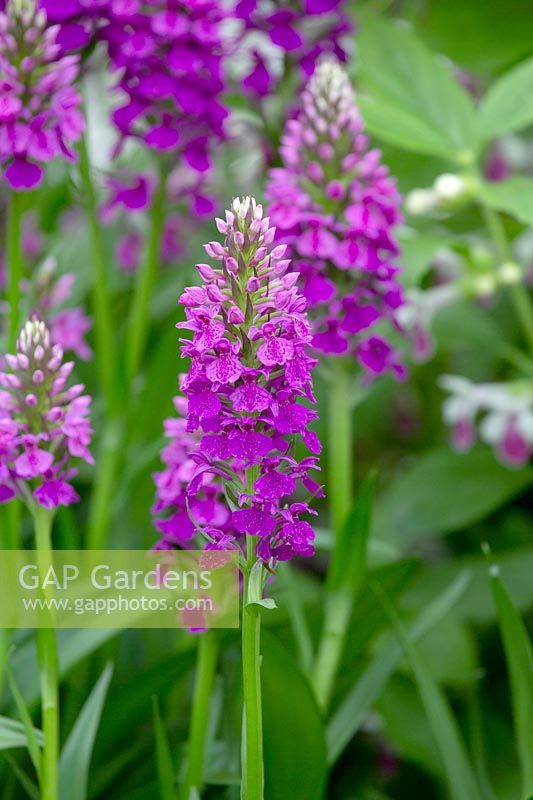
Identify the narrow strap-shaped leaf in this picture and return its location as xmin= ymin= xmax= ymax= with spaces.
xmin=312 ymin=472 xmax=377 ymax=711
xmin=489 ymin=560 xmax=533 ymax=800
xmin=327 ymin=571 xmax=470 ymax=764
xmin=58 ymin=663 xmax=114 ymax=800
xmin=467 ymin=683 xmax=499 ymax=800
xmin=373 ymin=581 xmax=483 ymax=800
xmin=6 ymin=657 xmax=42 ymax=777
xmin=327 ymin=469 xmax=377 ymax=591
xmin=3 ymin=753 xmax=40 ymax=800
xmin=152 ymin=697 xmax=176 ymax=800
xmin=0 ymin=715 xmax=44 ymax=752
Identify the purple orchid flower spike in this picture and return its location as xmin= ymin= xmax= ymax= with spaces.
xmin=102 ymin=1 xmax=228 ymax=165
xmin=266 ymin=57 xmax=406 ymax=378
xmin=155 ymin=197 xmax=322 ymax=565
xmin=0 ymin=317 xmax=93 ymax=509
xmin=0 ymin=0 xmax=85 ymax=190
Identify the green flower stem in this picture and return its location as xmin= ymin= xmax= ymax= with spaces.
xmin=78 ymin=135 xmax=118 ymax=417
xmin=5 ymin=194 xmax=25 ymax=555
xmin=327 ymin=364 xmax=353 ymax=545
xmin=480 ymin=203 xmax=533 ymax=357
xmin=242 ymin=534 xmax=264 ymax=800
xmin=33 ymin=505 xmax=59 ymax=800
xmin=312 ymin=589 xmax=353 ymax=713
xmin=126 ymin=168 xmax=168 ymax=387
xmin=6 ymin=191 xmax=25 ymax=349
xmin=510 ymin=284 xmax=533 ymax=359
xmin=0 ymin=500 xmax=21 ymax=694
xmin=242 ymin=468 xmax=264 ymax=800
xmin=79 ymin=135 xmax=122 ymax=550
xmin=279 ymin=562 xmax=314 ymax=672
xmin=181 ymin=632 xmax=220 ymax=800
xmin=312 ymin=366 xmax=354 ymax=712
xmin=86 ymin=417 xmax=122 ymax=550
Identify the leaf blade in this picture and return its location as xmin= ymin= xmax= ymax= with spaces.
xmin=478 ymin=177 xmax=533 ymax=227
xmin=327 ymin=571 xmax=470 ymax=764
xmin=58 ymin=663 xmax=114 ymax=800
xmin=478 ymin=57 xmax=533 ymax=139
xmin=373 ymin=582 xmax=483 ymax=800
xmin=489 ymin=561 xmax=533 ymax=799
xmin=372 ymin=446 xmax=533 ymax=546
xmin=0 ymin=715 xmax=43 ymax=752
xmin=152 ymin=697 xmax=176 ymax=800
xmin=358 ymin=15 xmax=477 ymax=160
xmin=6 ymin=658 xmax=42 ymax=776
xmin=262 ymin=632 xmax=327 ymax=800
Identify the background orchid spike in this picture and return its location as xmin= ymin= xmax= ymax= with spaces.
xmin=441 ymin=375 xmax=533 ymax=468
xmin=102 ymin=0 xmax=228 ymax=168
xmin=32 ymin=256 xmax=93 ymax=361
xmin=0 ymin=0 xmax=85 ymax=189
xmin=267 ymin=57 xmax=406 ymax=378
xmin=176 ymin=196 xmax=323 ymax=563
xmin=0 ymin=317 xmax=93 ymax=508
xmin=235 ymin=0 xmax=352 ymax=100
xmin=152 ymin=396 xmax=236 ymax=552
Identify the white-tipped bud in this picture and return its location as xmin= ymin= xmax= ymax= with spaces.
xmin=472 ymin=274 xmax=497 ymax=297
xmin=434 ymin=173 xmax=466 ymax=202
xmin=498 ymin=261 xmax=522 ymax=285
xmin=405 ymin=188 xmax=438 ymax=216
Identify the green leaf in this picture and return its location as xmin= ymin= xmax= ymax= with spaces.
xmin=6 ymin=628 xmax=118 ymax=707
xmin=94 ymin=643 xmax=197 ymax=761
xmin=0 ymin=716 xmax=43 ymax=752
xmin=373 ymin=447 xmax=533 ymax=546
xmin=358 ymin=96 xmax=453 ymax=159
xmin=3 ymin=753 xmax=40 ymax=800
xmin=312 ymin=474 xmax=377 ymax=710
xmin=398 ymin=229 xmax=450 ymax=288
xmin=262 ymin=632 xmax=327 ymax=800
xmin=327 ymin=470 xmax=376 ymax=590
xmin=152 ymin=697 xmax=176 ymax=800
xmin=419 ymin=0 xmax=533 ymax=74
xmin=412 ymin=617 xmax=476 ymax=687
xmin=433 ymin=300 xmax=505 ymax=354
xmin=403 ymin=545 xmax=533 ymax=626
xmin=59 ymin=663 xmax=113 ymax=800
xmin=247 ymin=561 xmax=277 ymax=611
xmin=377 ymin=677 xmax=442 ymax=777
xmin=489 ymin=561 xmax=533 ymax=799
xmin=358 ymin=15 xmax=477 ymax=161
xmin=478 ymin=178 xmax=533 ymax=227
xmin=327 ymin=571 xmax=470 ymax=764
xmin=374 ymin=582 xmax=483 ymax=800
xmin=478 ymin=58 xmax=533 ymax=140
xmin=6 ymin=659 xmax=42 ymax=776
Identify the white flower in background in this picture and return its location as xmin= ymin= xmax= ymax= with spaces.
xmin=440 ymin=375 xmax=533 ymax=467
xmin=405 ymin=188 xmax=438 ymax=216
xmin=398 ymin=284 xmax=460 ymax=362
xmin=434 ymin=173 xmax=466 ymax=202
xmin=405 ymin=173 xmax=475 ymax=217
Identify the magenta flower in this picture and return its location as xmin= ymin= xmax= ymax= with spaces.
xmin=175 ymin=196 xmax=322 ymax=562
xmin=441 ymin=375 xmax=533 ymax=469
xmin=0 ymin=318 xmax=93 ymax=508
xmin=235 ymin=0 xmax=352 ymax=100
xmin=38 ymin=0 xmax=106 ymax=53
xmin=0 ymin=1 xmax=85 ymax=190
xmin=33 ymin=258 xmax=93 ymax=361
xmin=266 ymin=58 xmax=406 ymax=378
xmin=102 ymin=1 xmax=228 ymax=166
xmin=152 ymin=396 xmax=234 ymax=551
xmin=100 ymin=172 xmax=154 ymax=222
